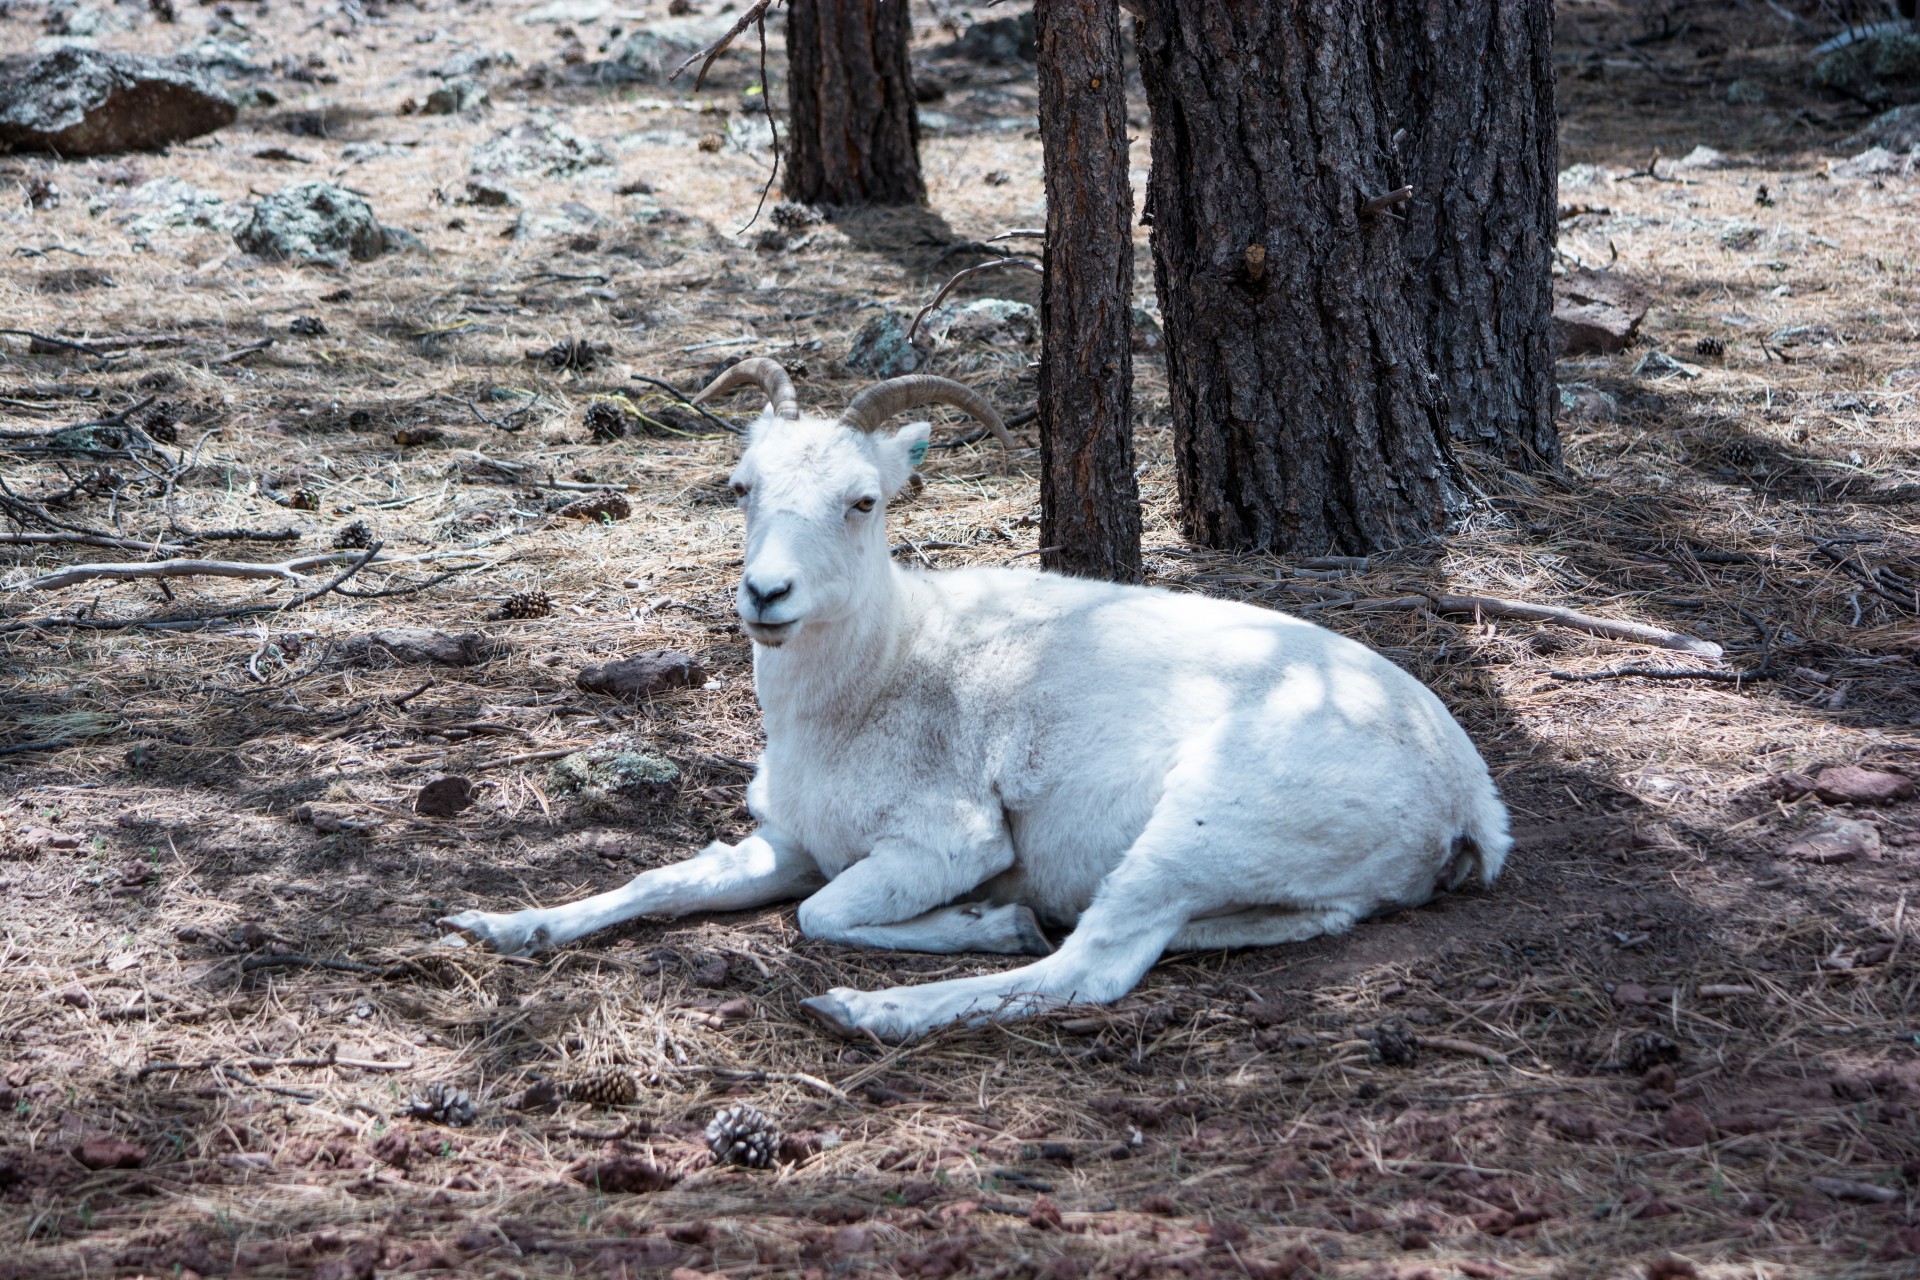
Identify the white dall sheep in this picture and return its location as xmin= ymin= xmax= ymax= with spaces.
xmin=441 ymin=359 xmax=1510 ymax=1043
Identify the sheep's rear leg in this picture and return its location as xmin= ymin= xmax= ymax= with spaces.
xmin=438 ymin=831 xmax=822 ymax=956
xmin=805 ymin=901 xmax=1052 ymax=956
xmin=1168 ymin=905 xmax=1359 ymax=953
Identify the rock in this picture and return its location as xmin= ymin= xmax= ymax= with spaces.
xmin=461 ymin=177 xmax=523 ymax=208
xmin=1130 ymin=304 xmax=1163 ymax=353
xmin=1764 ymin=771 xmax=1818 ymax=800
xmin=1812 ymin=766 xmax=1914 ymax=806
xmin=422 ymin=78 xmax=488 ymax=115
xmin=0 ymin=49 xmax=236 ymax=155
xmin=1724 ymin=78 xmax=1766 ymax=105
xmin=432 ymin=48 xmax=517 ymax=80
xmin=1672 ymin=145 xmax=1731 ymax=171
xmin=341 ymin=627 xmax=491 ymax=667
xmin=596 ymin=20 xmax=720 ymax=84
xmin=415 ymin=776 xmax=476 ymax=818
xmin=520 ymin=0 xmax=613 ymax=24
xmin=292 ymin=803 xmax=381 ymax=834
xmin=1833 ymin=146 xmax=1911 ymax=178
xmin=548 ymin=737 xmax=679 ymax=810
xmin=1612 ymin=982 xmax=1651 ymax=1008
xmin=577 ymin=650 xmax=707 ymax=700
xmin=1557 ymin=383 xmax=1618 ymax=423
xmin=73 ymin=1139 xmax=146 ymax=1170
xmin=951 ymin=12 xmax=1036 ymax=63
xmin=1633 ymin=350 xmax=1703 ymax=380
xmin=1552 ymin=269 xmax=1648 ymax=356
xmin=56 ymin=984 xmax=92 ymax=1008
xmin=846 ymin=310 xmax=927 ymax=378
xmin=471 ymin=117 xmax=612 ymax=177
xmin=1816 ymin=31 xmax=1920 ymax=102
xmin=1660 ymin=1104 xmax=1710 ymax=1148
xmin=691 ymin=954 xmax=729 ymax=987
xmin=1846 ymin=103 xmax=1920 ymax=154
xmin=1557 ymin=163 xmax=1612 ymax=191
xmin=926 ymin=298 xmax=1037 ymax=348
xmin=1783 ymin=817 xmax=1882 ymax=865
xmin=234 ymin=182 xmax=393 ymax=267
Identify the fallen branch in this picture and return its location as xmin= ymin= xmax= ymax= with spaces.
xmin=908 ymin=258 xmax=1045 ymax=345
xmin=656 ymin=1063 xmax=849 ymax=1101
xmin=137 ymin=1048 xmax=414 ymax=1080
xmin=0 ymin=532 xmax=189 ymax=554
xmin=1352 ymin=591 xmax=1722 ymax=657
xmin=240 ymin=953 xmax=406 ymax=978
xmin=13 ymin=545 xmax=464 ymax=592
xmin=1550 ymin=664 xmax=1773 ymax=684
xmin=1420 ymin=1036 xmax=1511 ymax=1066
xmin=669 ymin=0 xmax=777 ymax=88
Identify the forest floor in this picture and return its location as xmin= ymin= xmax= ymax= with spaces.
xmin=3 ymin=1 xmax=1919 ymax=1277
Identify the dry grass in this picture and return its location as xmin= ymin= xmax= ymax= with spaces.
xmin=3 ymin=1 xmax=1920 ymax=1277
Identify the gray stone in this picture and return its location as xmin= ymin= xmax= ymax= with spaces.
xmin=951 ymin=13 xmax=1036 ymax=63
xmin=845 ymin=311 xmax=927 ymax=378
xmin=1557 ymin=163 xmax=1612 ymax=191
xmin=1552 ymin=269 xmax=1649 ymax=356
xmin=341 ymin=627 xmax=492 ymax=667
xmin=926 ymin=298 xmax=1037 ymax=348
xmin=577 ymin=649 xmax=707 ymax=700
xmin=548 ymin=736 xmax=679 ymax=813
xmin=1633 ymin=349 xmax=1704 ymax=381
xmin=462 ymin=177 xmax=524 ymax=207
xmin=423 ymin=77 xmax=489 ymax=115
xmin=0 ymin=49 xmax=236 ymax=155
xmin=1130 ymin=304 xmax=1163 ymax=354
xmin=1846 ymin=103 xmax=1920 ymax=154
xmin=1557 ymin=383 xmax=1619 ymax=424
xmin=1833 ymin=145 xmax=1911 ymax=178
xmin=1672 ymin=145 xmax=1731 ymax=171
xmin=234 ymin=181 xmax=391 ymax=266
xmin=471 ymin=117 xmax=612 ymax=177
xmin=1816 ymin=31 xmax=1920 ymax=101
xmin=1724 ymin=78 xmax=1765 ymax=105
xmin=432 ymin=48 xmax=517 ymax=80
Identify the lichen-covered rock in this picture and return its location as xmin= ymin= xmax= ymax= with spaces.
xmin=1846 ymin=103 xmax=1920 ymax=154
xmin=846 ymin=311 xmax=927 ymax=378
xmin=0 ymin=49 xmax=236 ymax=155
xmin=470 ymin=117 xmax=612 ymax=178
xmin=423 ymin=78 xmax=488 ymax=115
xmin=926 ymin=298 xmax=1037 ymax=348
xmin=548 ymin=737 xmax=679 ymax=812
xmin=1816 ymin=31 xmax=1920 ymax=102
xmin=234 ymin=182 xmax=391 ymax=266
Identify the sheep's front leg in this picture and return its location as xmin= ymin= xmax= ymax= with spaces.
xmin=439 ymin=830 xmax=822 ymax=957
xmin=794 ymin=835 xmax=1047 ymax=956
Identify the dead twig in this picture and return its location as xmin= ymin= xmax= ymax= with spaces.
xmin=670 ymin=0 xmax=778 ymax=88
xmin=909 ymin=258 xmax=1045 ymax=345
xmin=1348 ymin=591 xmax=1723 ymax=656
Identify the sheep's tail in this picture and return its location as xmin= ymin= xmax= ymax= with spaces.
xmin=1443 ymin=784 xmax=1512 ymax=891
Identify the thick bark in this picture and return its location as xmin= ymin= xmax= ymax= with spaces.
xmin=785 ymin=0 xmax=924 ymax=206
xmin=1389 ymin=0 xmax=1559 ymax=469
xmin=1136 ymin=1 xmax=1454 ymax=556
xmin=1035 ymin=0 xmax=1141 ymax=582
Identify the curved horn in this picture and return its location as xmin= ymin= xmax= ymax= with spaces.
xmin=838 ymin=375 xmax=1016 ymax=449
xmin=689 ymin=357 xmax=800 ymax=420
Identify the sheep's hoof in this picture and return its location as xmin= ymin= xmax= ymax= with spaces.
xmin=1009 ymin=906 xmax=1054 ymax=956
xmin=437 ymin=909 xmax=540 ymax=957
xmin=798 ymin=993 xmax=861 ymax=1039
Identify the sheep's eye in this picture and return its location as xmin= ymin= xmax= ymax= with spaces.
xmin=851 ymin=497 xmax=876 ymax=513
xmin=731 ymin=482 xmax=749 ymax=498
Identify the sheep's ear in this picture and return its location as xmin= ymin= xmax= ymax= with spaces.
xmin=880 ymin=421 xmax=932 ymax=496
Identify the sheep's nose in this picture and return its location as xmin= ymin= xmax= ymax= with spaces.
xmin=744 ymin=577 xmax=793 ymax=612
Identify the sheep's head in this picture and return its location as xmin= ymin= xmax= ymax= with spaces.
xmin=693 ymin=358 xmax=1013 ymax=647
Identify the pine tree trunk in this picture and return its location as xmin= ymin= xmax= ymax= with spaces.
xmin=1035 ymin=0 xmax=1141 ymax=582
xmin=785 ymin=0 xmax=924 ymax=206
xmin=1389 ymin=0 xmax=1559 ymax=469
xmin=1135 ymin=1 xmax=1455 ymax=556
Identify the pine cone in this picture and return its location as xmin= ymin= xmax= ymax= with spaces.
xmin=555 ymin=492 xmax=631 ymax=523
xmin=1694 ymin=336 xmax=1725 ymax=359
xmin=405 ymin=1083 xmax=477 ymax=1127
xmin=706 ymin=1104 xmax=781 ymax=1169
xmin=584 ymin=401 xmax=630 ymax=442
xmin=1624 ymin=1030 xmax=1681 ymax=1073
xmin=495 ymin=589 xmax=552 ymax=620
xmin=285 ymin=488 xmax=320 ymax=512
xmin=563 ymin=1068 xmax=638 ymax=1108
xmin=770 ymin=200 xmax=824 ymax=231
xmin=531 ymin=339 xmax=599 ymax=371
xmin=333 ymin=520 xmax=375 ymax=549
xmin=290 ymin=315 xmax=328 ymax=336
xmin=141 ymin=405 xmax=178 ymax=444
xmin=1363 ymin=1019 xmax=1420 ymax=1067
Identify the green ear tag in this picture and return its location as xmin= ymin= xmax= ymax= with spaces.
xmin=907 ymin=439 xmax=929 ymax=467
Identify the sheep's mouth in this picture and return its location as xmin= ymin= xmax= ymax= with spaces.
xmin=744 ymin=618 xmax=797 ymax=645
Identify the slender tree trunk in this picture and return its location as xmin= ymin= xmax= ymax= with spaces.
xmin=1389 ymin=0 xmax=1559 ymax=469
xmin=1035 ymin=0 xmax=1140 ymax=582
xmin=785 ymin=0 xmax=924 ymax=206
xmin=1136 ymin=1 xmax=1455 ymax=556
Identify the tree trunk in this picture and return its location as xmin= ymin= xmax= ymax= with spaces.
xmin=1389 ymin=0 xmax=1559 ymax=469
xmin=785 ymin=0 xmax=924 ymax=207
xmin=1135 ymin=1 xmax=1455 ymax=556
xmin=1035 ymin=0 xmax=1141 ymax=582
